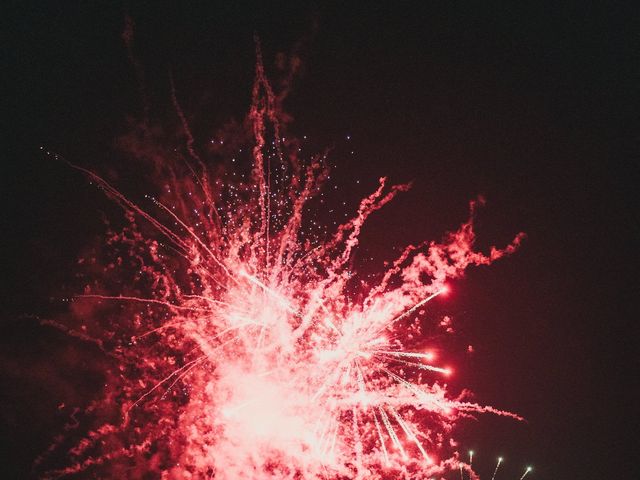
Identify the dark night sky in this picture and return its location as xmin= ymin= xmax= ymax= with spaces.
xmin=2 ymin=2 xmax=638 ymax=479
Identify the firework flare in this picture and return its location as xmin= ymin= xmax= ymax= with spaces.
xmin=457 ymin=452 xmax=533 ymax=480
xmin=39 ymin=44 xmax=526 ymax=480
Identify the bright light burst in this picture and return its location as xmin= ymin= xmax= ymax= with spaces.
xmin=41 ymin=45 xmax=527 ymax=479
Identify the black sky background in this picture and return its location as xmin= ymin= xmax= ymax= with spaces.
xmin=2 ymin=2 xmax=638 ymax=479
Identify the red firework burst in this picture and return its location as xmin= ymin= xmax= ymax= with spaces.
xmin=39 ymin=45 xmax=525 ymax=480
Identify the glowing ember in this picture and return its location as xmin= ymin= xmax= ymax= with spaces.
xmin=41 ymin=46 xmax=525 ymax=479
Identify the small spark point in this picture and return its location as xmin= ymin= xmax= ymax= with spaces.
xmin=519 ymin=466 xmax=533 ymax=480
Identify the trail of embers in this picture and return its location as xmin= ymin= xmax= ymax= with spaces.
xmin=39 ymin=51 xmax=525 ymax=480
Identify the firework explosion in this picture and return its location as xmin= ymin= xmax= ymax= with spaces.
xmin=40 ymin=45 xmax=525 ymax=479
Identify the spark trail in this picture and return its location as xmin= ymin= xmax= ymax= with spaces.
xmin=40 ymin=46 xmax=525 ymax=480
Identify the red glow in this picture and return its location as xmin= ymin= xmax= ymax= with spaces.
xmin=42 ymin=49 xmax=525 ymax=480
